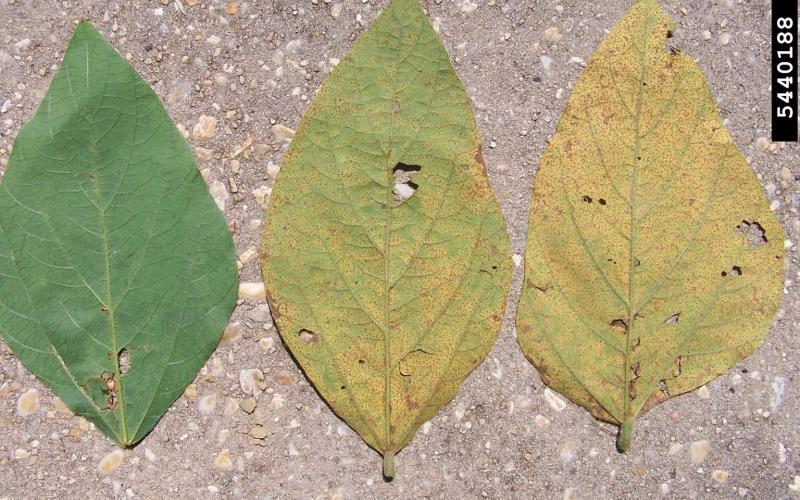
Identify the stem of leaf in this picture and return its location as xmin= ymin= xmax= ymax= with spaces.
xmin=383 ymin=451 xmax=396 ymax=480
xmin=617 ymin=419 xmax=633 ymax=452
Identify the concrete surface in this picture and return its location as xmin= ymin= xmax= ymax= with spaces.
xmin=0 ymin=0 xmax=798 ymax=498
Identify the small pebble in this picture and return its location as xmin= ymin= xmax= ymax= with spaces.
xmin=543 ymin=26 xmax=563 ymax=43
xmin=210 ymin=180 xmax=229 ymax=211
xmin=223 ymin=398 xmax=238 ymax=417
xmin=17 ymin=389 xmax=40 ymax=417
xmin=238 ymin=282 xmax=266 ymax=299
xmin=712 ymin=469 xmax=729 ymax=484
xmin=254 ymin=143 xmax=270 ymax=161
xmin=512 ymin=254 xmax=523 ymax=267
xmin=214 ymin=449 xmax=233 ymax=471
xmin=198 ymin=393 xmax=218 ymax=414
xmin=248 ymin=304 xmax=271 ymax=322
xmin=690 ymin=440 xmax=710 ymax=464
xmin=184 ymin=384 xmax=198 ymax=402
xmin=272 ymin=124 xmax=295 ymax=144
xmin=544 ymin=388 xmax=567 ymax=412
xmin=534 ymin=414 xmax=550 ymax=429
xmin=195 ymin=146 xmax=213 ymax=162
xmin=193 ymin=115 xmax=217 ymax=141
xmin=239 ymin=247 xmax=257 ymax=264
xmin=719 ymin=33 xmax=731 ymax=46
xmin=459 ymin=0 xmax=478 ymax=14
xmin=240 ymin=397 xmax=257 ymax=414
xmin=98 ymin=450 xmax=124 ymax=475
xmin=249 ymin=425 xmax=268 ymax=439
xmin=240 ymin=369 xmax=266 ymax=395
xmin=756 ymin=136 xmax=771 ymax=152
xmin=221 ymin=323 xmax=243 ymax=344
xmin=696 ymin=385 xmax=710 ymax=399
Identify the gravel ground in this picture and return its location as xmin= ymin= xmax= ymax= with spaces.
xmin=0 ymin=0 xmax=798 ymax=498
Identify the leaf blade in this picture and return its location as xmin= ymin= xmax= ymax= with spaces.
xmin=517 ymin=0 xmax=784 ymax=450
xmin=261 ymin=0 xmax=511 ymax=471
xmin=0 ymin=22 xmax=238 ymax=446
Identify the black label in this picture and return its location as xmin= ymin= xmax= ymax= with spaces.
xmin=772 ymin=1 xmax=798 ymax=141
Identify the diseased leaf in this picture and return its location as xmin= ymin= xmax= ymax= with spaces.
xmin=517 ymin=0 xmax=784 ymax=451
xmin=0 ymin=23 xmax=238 ymax=446
xmin=260 ymin=0 xmax=511 ymax=477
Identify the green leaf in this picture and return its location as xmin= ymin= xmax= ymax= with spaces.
xmin=0 ymin=22 xmax=238 ymax=446
xmin=260 ymin=0 xmax=511 ymax=477
xmin=517 ymin=0 xmax=784 ymax=451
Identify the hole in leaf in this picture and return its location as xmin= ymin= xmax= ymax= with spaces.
xmin=664 ymin=312 xmax=681 ymax=325
xmin=298 ymin=329 xmax=319 ymax=344
xmin=735 ymin=220 xmax=768 ymax=248
xmin=610 ymin=318 xmax=628 ymax=334
xmin=633 ymin=257 xmax=641 ymax=267
xmin=658 ymin=379 xmax=670 ymax=395
xmin=672 ymin=356 xmax=683 ymax=377
xmin=358 ymin=359 xmax=365 ymax=364
xmin=581 ymin=195 xmax=593 ymax=203
xmin=118 ymin=348 xmax=129 ymax=375
xmin=393 ymin=162 xmax=421 ymax=204
xmin=598 ymin=198 xmax=607 ymax=205
xmin=666 ymin=30 xmax=674 ymax=39
xmin=731 ymin=265 xmax=742 ymax=276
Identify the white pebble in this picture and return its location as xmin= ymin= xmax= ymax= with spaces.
xmin=239 ymin=369 xmax=266 ymax=395
xmin=238 ymin=281 xmax=266 ymax=299
xmin=544 ymin=388 xmax=567 ymax=412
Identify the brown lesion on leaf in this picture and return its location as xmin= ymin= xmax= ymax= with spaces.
xmin=640 ymin=382 xmax=671 ymax=414
xmin=527 ymin=279 xmax=551 ymax=293
xmin=100 ymin=372 xmax=118 ymax=410
xmin=399 ymin=349 xmax=432 ymax=377
xmin=628 ymin=361 xmax=641 ymax=400
xmin=264 ymin=291 xmax=281 ymax=321
xmin=473 ymin=147 xmax=488 ymax=177
xmin=404 ymin=394 xmax=419 ymax=410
